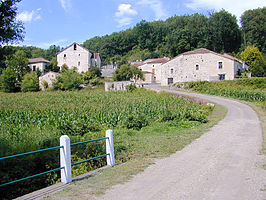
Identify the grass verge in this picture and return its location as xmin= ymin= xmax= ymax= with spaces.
xmin=42 ymin=103 xmax=227 ymax=200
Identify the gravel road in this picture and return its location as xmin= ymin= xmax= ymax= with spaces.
xmin=98 ymin=87 xmax=266 ymax=200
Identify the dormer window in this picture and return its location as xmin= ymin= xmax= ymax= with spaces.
xmin=74 ymin=44 xmax=77 ymax=50
xmin=64 ymin=54 xmax=66 ymax=58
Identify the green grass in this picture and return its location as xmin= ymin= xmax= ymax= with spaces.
xmin=43 ymin=103 xmax=227 ymax=200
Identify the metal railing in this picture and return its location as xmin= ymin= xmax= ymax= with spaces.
xmin=0 ymin=146 xmax=64 ymax=187
xmin=0 ymin=129 xmax=115 ymax=188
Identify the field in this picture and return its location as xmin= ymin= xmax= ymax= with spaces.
xmin=174 ymin=77 xmax=266 ymax=110
xmin=0 ymin=87 xmax=213 ymax=199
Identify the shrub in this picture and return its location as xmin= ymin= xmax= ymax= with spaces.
xmin=53 ymin=68 xmax=84 ymax=90
xmin=0 ymin=67 xmax=18 ymax=92
xmin=42 ymin=80 xmax=48 ymax=89
xmin=126 ymin=84 xmax=137 ymax=92
xmin=21 ymin=72 xmax=40 ymax=92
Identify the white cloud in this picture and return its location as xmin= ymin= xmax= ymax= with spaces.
xmin=185 ymin=0 xmax=265 ymax=20
xmin=137 ymin=0 xmax=167 ymax=20
xmin=115 ymin=4 xmax=138 ymax=17
xmin=59 ymin=0 xmax=72 ymax=11
xmin=115 ymin=4 xmax=137 ymax=27
xmin=17 ymin=10 xmax=41 ymax=22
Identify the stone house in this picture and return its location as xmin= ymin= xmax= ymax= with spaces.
xmin=28 ymin=58 xmax=50 ymax=74
xmin=39 ymin=71 xmax=59 ymax=90
xmin=160 ymin=48 xmax=248 ymax=86
xmin=57 ymin=42 xmax=101 ymax=73
xmin=131 ymin=57 xmax=170 ymax=84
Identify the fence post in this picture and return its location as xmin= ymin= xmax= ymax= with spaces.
xmin=106 ymin=129 xmax=115 ymax=166
xmin=60 ymin=135 xmax=72 ymax=183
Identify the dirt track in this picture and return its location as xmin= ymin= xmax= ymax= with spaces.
xmin=98 ymin=87 xmax=266 ymax=200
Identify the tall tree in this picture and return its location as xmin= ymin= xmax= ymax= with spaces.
xmin=0 ymin=0 xmax=24 ymax=45
xmin=5 ymin=50 xmax=29 ymax=82
xmin=240 ymin=46 xmax=265 ymax=77
xmin=241 ymin=7 xmax=266 ymax=53
xmin=208 ymin=10 xmax=241 ymax=53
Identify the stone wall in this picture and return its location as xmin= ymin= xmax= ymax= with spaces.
xmin=39 ymin=72 xmax=59 ymax=90
xmin=105 ymin=81 xmax=144 ymax=91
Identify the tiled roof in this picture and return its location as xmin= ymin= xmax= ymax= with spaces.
xmin=181 ymin=48 xmax=213 ymax=55
xmin=28 ymin=57 xmax=50 ymax=63
xmin=131 ymin=62 xmax=144 ymax=67
xmin=146 ymin=57 xmax=170 ymax=64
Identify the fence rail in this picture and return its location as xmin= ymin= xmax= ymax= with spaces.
xmin=0 ymin=129 xmax=115 ymax=189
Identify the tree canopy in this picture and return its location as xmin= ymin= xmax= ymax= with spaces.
xmin=241 ymin=7 xmax=266 ymax=53
xmin=0 ymin=0 xmax=24 ymax=45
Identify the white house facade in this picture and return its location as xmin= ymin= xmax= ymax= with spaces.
xmin=28 ymin=58 xmax=49 ymax=74
xmin=57 ymin=42 xmax=101 ymax=73
xmin=160 ymin=48 xmax=248 ymax=86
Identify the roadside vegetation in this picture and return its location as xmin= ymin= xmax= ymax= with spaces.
xmin=174 ymin=77 xmax=266 ymax=110
xmin=43 ymin=101 xmax=226 ymax=200
xmin=0 ymin=87 xmax=213 ymax=199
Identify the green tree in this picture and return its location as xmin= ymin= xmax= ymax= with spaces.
xmin=131 ymin=65 xmax=144 ymax=82
xmin=240 ymin=46 xmax=265 ymax=77
xmin=84 ymin=67 xmax=101 ymax=80
xmin=5 ymin=50 xmax=29 ymax=82
xmin=53 ymin=68 xmax=84 ymax=90
xmin=45 ymin=57 xmax=60 ymax=72
xmin=0 ymin=67 xmax=17 ymax=92
xmin=241 ymin=7 xmax=266 ymax=53
xmin=207 ymin=10 xmax=241 ymax=53
xmin=21 ymin=72 xmax=39 ymax=92
xmin=113 ymin=64 xmax=144 ymax=81
xmin=0 ymin=0 xmax=24 ymax=45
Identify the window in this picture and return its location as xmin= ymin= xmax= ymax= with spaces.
xmin=78 ymin=61 xmax=80 ymax=66
xmin=168 ymin=78 xmax=173 ymax=85
xmin=218 ymin=62 xmax=223 ymax=69
xmin=64 ymin=54 xmax=66 ymax=58
xmin=196 ymin=65 xmax=199 ymax=70
xmin=79 ymin=54 xmax=80 ymax=56
xmin=33 ymin=65 xmax=36 ymax=71
xmin=170 ymin=68 xmax=173 ymax=74
xmin=74 ymin=44 xmax=77 ymax=50
xmin=218 ymin=74 xmax=225 ymax=80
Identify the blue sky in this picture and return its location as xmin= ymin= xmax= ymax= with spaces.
xmin=16 ymin=0 xmax=265 ymax=49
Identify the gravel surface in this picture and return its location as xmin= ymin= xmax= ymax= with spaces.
xmin=97 ymin=87 xmax=266 ymax=200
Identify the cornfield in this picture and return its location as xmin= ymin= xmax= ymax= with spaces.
xmin=0 ymin=88 xmax=211 ymax=199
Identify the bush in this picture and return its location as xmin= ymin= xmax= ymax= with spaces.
xmin=42 ymin=80 xmax=48 ymax=89
xmin=84 ymin=67 xmax=102 ymax=83
xmin=0 ymin=67 xmax=18 ymax=92
xmin=21 ymin=72 xmax=40 ymax=92
xmin=53 ymin=68 xmax=84 ymax=90
xmin=126 ymin=84 xmax=137 ymax=92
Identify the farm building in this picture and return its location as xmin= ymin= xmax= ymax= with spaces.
xmin=28 ymin=57 xmax=50 ymax=74
xmin=57 ymin=42 xmax=101 ymax=73
xmin=160 ymin=48 xmax=248 ymax=86
xmin=39 ymin=71 xmax=59 ymax=90
xmin=131 ymin=57 xmax=170 ymax=84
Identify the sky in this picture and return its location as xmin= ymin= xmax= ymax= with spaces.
xmin=15 ymin=0 xmax=265 ymax=49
